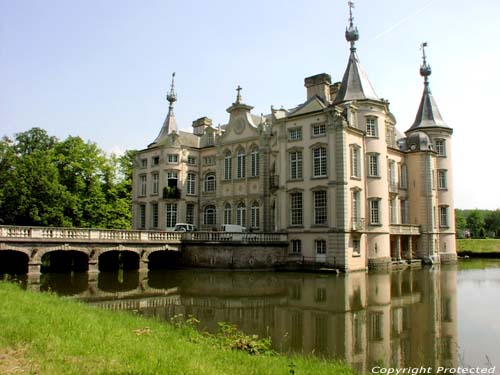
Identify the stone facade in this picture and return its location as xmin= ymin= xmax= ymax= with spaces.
xmin=132 ymin=11 xmax=457 ymax=272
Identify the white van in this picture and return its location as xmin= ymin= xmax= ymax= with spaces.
xmin=220 ymin=224 xmax=247 ymax=233
xmin=220 ymin=224 xmax=247 ymax=240
xmin=173 ymin=223 xmax=197 ymax=232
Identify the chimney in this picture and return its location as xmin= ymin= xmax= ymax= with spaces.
xmin=329 ymin=82 xmax=342 ymax=103
xmin=304 ymin=73 xmax=332 ymax=103
xmin=192 ymin=116 xmax=213 ymax=136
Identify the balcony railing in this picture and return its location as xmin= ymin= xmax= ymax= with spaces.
xmin=351 ymin=217 xmax=365 ymax=231
xmin=163 ymin=186 xmax=181 ymax=199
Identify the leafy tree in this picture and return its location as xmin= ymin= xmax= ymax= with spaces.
xmin=466 ymin=210 xmax=485 ymax=238
xmin=484 ymin=210 xmax=500 ymax=237
xmin=455 ymin=210 xmax=467 ymax=238
xmin=0 ymin=127 xmax=135 ymax=229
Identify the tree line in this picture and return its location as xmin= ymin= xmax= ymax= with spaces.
xmin=456 ymin=209 xmax=500 ymax=238
xmin=0 ymin=127 xmax=136 ymax=229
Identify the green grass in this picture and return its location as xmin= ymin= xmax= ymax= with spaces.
xmin=457 ymin=239 xmax=500 ymax=253
xmin=0 ymin=282 xmax=353 ymax=375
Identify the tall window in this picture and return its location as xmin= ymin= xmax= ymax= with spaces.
xmin=315 ymin=239 xmax=326 ymax=254
xmin=291 ymin=239 xmax=302 ymax=253
xmin=139 ymin=175 xmax=147 ymax=196
xmin=187 ymin=173 xmax=196 ymax=195
xmin=400 ymin=199 xmax=408 ymax=224
xmin=251 ymin=146 xmax=259 ymax=177
xmin=435 ymin=139 xmax=446 ymax=156
xmin=224 ymin=151 xmax=232 ymax=180
xmin=313 ymin=147 xmax=327 ymax=177
xmin=237 ymin=148 xmax=246 ymax=179
xmin=440 ymin=206 xmax=449 ymax=227
xmin=369 ymin=199 xmax=381 ymax=225
xmin=400 ymin=164 xmax=408 ymax=189
xmin=236 ymin=202 xmax=246 ymax=227
xmin=290 ymin=151 xmax=303 ymax=180
xmin=438 ymin=170 xmax=447 ymax=189
xmin=313 ymin=190 xmax=327 ymax=225
xmin=350 ymin=146 xmax=360 ymax=178
xmin=368 ymin=154 xmax=379 ymax=177
xmin=352 ymin=190 xmax=361 ymax=226
xmin=390 ymin=198 xmax=397 ymax=224
xmin=223 ymin=203 xmax=232 ymax=224
xmin=290 ymin=192 xmax=303 ymax=226
xmin=366 ymin=118 xmax=378 ymax=137
xmin=388 ymin=160 xmax=396 ymax=186
xmin=204 ymin=173 xmax=216 ymax=192
xmin=139 ymin=204 xmax=146 ymax=229
xmin=204 ymin=205 xmax=216 ymax=225
xmin=186 ymin=203 xmax=194 ymax=224
xmin=151 ymin=173 xmax=159 ymax=195
xmin=251 ymin=202 xmax=260 ymax=229
xmin=151 ymin=203 xmax=158 ymax=228
xmin=167 ymin=171 xmax=178 ymax=188
xmin=165 ymin=203 xmax=177 ymax=228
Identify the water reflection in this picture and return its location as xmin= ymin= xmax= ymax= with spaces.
xmin=22 ymin=266 xmax=466 ymax=373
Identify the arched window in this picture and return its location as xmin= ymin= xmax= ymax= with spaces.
xmin=251 ymin=146 xmax=259 ymax=177
xmin=236 ymin=202 xmax=246 ymax=227
xmin=204 ymin=205 xmax=216 ymax=225
xmin=224 ymin=203 xmax=232 ymax=224
xmin=237 ymin=148 xmax=246 ymax=179
xmin=224 ymin=150 xmax=232 ymax=180
xmin=251 ymin=201 xmax=260 ymax=229
xmin=204 ymin=172 xmax=216 ymax=192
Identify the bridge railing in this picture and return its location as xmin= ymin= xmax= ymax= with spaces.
xmin=0 ymin=225 xmax=287 ymax=243
xmin=0 ymin=225 xmax=185 ymax=242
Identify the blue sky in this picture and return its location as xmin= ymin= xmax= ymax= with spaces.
xmin=1 ymin=0 xmax=499 ymax=209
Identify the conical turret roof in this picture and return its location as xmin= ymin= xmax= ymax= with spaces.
xmin=335 ymin=2 xmax=379 ymax=104
xmin=407 ymin=43 xmax=449 ymax=132
xmin=149 ymin=73 xmax=178 ymax=147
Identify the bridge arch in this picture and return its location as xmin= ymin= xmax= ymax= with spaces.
xmin=148 ymin=250 xmax=182 ymax=270
xmin=0 ymin=250 xmax=29 ymax=274
xmin=41 ymin=250 xmax=89 ymax=273
xmin=98 ymin=249 xmax=140 ymax=272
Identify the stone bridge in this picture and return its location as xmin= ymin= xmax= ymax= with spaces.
xmin=0 ymin=226 xmax=288 ymax=275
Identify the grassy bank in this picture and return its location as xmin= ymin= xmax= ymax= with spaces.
xmin=457 ymin=239 xmax=500 ymax=255
xmin=0 ymin=282 xmax=353 ymax=375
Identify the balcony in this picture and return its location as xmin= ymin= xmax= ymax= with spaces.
xmin=389 ymin=224 xmax=420 ymax=236
xmin=163 ymin=186 xmax=181 ymax=200
xmin=352 ymin=217 xmax=365 ymax=231
xmin=389 ymin=181 xmax=398 ymax=194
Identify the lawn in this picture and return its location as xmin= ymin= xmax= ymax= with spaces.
xmin=457 ymin=238 xmax=500 ymax=254
xmin=0 ymin=281 xmax=353 ymax=375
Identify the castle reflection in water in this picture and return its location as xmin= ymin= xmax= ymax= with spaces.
xmin=28 ymin=267 xmax=457 ymax=373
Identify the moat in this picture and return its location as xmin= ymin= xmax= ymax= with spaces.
xmin=10 ymin=259 xmax=500 ymax=373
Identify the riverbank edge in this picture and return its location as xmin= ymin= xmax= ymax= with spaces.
xmin=457 ymin=239 xmax=500 ymax=258
xmin=0 ymin=282 xmax=354 ymax=375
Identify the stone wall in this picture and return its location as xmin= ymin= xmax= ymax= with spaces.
xmin=181 ymin=242 xmax=288 ymax=269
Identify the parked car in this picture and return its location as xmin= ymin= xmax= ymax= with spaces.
xmin=173 ymin=223 xmax=197 ymax=232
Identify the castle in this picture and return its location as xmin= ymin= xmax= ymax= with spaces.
xmin=132 ymin=3 xmax=457 ymax=271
